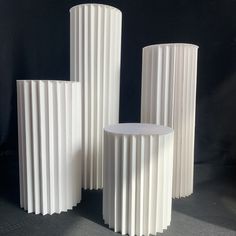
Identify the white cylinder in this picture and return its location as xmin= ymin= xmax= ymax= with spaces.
xmin=141 ymin=43 xmax=198 ymax=198
xmin=103 ymin=123 xmax=174 ymax=236
xmin=70 ymin=4 xmax=122 ymax=189
xmin=17 ymin=80 xmax=82 ymax=215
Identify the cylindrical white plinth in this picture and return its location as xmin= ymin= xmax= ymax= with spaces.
xmin=70 ymin=4 xmax=122 ymax=190
xmin=17 ymin=80 xmax=82 ymax=215
xmin=103 ymin=123 xmax=174 ymax=236
xmin=141 ymin=43 xmax=198 ymax=198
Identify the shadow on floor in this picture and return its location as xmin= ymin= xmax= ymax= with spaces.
xmin=172 ymin=164 xmax=236 ymax=232
xmin=1 ymin=157 xmax=236 ymax=235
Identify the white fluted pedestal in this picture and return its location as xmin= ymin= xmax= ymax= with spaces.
xmin=70 ymin=4 xmax=122 ymax=189
xmin=17 ymin=80 xmax=82 ymax=215
xmin=103 ymin=123 xmax=174 ymax=236
xmin=141 ymin=43 xmax=198 ymax=198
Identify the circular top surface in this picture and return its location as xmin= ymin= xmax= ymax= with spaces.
xmin=70 ymin=4 xmax=121 ymax=14
xmin=143 ymin=43 xmax=199 ymax=50
xmin=104 ymin=123 xmax=173 ymax=136
xmin=17 ymin=80 xmax=79 ymax=84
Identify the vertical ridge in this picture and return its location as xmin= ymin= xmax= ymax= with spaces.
xmin=102 ymin=131 xmax=108 ymax=222
xmin=47 ymin=81 xmax=55 ymax=214
xmin=121 ymin=135 xmax=128 ymax=235
xmin=30 ymin=81 xmax=40 ymax=214
xmin=53 ymin=82 xmax=59 ymax=213
xmin=147 ymin=135 xmax=154 ymax=235
xmin=38 ymin=81 xmax=48 ymax=214
xmin=94 ymin=5 xmax=99 ymax=189
xmin=129 ymin=135 xmax=136 ymax=236
xmin=135 ymin=136 xmax=141 ymax=235
xmin=45 ymin=82 xmax=50 ymax=213
xmin=140 ymin=49 xmax=146 ymax=122
xmin=139 ymin=136 xmax=145 ymax=235
xmin=89 ymin=4 xmax=95 ymax=189
xmin=84 ymin=5 xmax=89 ymax=189
xmin=114 ymin=135 xmax=121 ymax=232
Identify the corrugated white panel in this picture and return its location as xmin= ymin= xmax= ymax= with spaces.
xmin=103 ymin=123 xmax=174 ymax=236
xmin=17 ymin=80 xmax=82 ymax=215
xmin=70 ymin=4 xmax=122 ymax=189
xmin=141 ymin=43 xmax=198 ymax=198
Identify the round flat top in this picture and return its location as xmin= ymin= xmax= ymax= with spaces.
xmin=70 ymin=4 xmax=121 ymax=14
xmin=17 ymin=80 xmax=79 ymax=84
xmin=143 ymin=43 xmax=199 ymax=50
xmin=104 ymin=123 xmax=173 ymax=136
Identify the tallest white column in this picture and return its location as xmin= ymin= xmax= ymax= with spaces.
xmin=70 ymin=4 xmax=122 ymax=189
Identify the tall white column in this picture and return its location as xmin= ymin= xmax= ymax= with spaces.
xmin=70 ymin=4 xmax=122 ymax=189
xmin=141 ymin=44 xmax=198 ymax=198
xmin=17 ymin=80 xmax=82 ymax=215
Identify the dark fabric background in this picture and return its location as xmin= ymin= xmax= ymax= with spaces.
xmin=0 ymin=0 xmax=236 ymax=164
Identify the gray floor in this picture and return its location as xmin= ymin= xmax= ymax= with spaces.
xmin=0 ymin=162 xmax=236 ymax=236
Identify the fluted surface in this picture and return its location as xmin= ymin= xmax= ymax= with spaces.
xmin=141 ymin=43 xmax=198 ymax=198
xmin=103 ymin=123 xmax=174 ymax=236
xmin=17 ymin=80 xmax=82 ymax=215
xmin=70 ymin=4 xmax=122 ymax=189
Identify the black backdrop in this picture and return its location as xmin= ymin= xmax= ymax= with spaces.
xmin=1 ymin=0 xmax=236 ymax=164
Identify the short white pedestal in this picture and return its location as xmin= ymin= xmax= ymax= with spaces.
xmin=103 ymin=123 xmax=174 ymax=236
xmin=17 ymin=80 xmax=82 ymax=215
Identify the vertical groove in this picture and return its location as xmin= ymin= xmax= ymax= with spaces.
xmin=96 ymin=5 xmax=102 ymax=188
xmin=24 ymin=81 xmax=33 ymax=212
xmin=114 ymin=135 xmax=121 ymax=232
xmin=183 ymin=46 xmax=188 ymax=196
xmin=140 ymin=49 xmax=146 ymax=122
xmin=70 ymin=4 xmax=122 ymax=189
xmin=57 ymin=82 xmax=63 ymax=211
xmin=149 ymin=48 xmax=154 ymax=122
xmin=100 ymin=6 xmax=106 ymax=188
xmin=121 ymin=136 xmax=128 ymax=234
xmin=47 ymin=81 xmax=54 ymax=214
xmin=135 ymin=136 xmax=141 ymax=235
xmin=38 ymin=81 xmax=48 ymax=214
xmin=171 ymin=45 xmax=177 ymax=197
xmin=156 ymin=135 xmax=164 ymax=232
xmin=89 ymin=4 xmax=94 ymax=189
xmin=102 ymin=131 xmax=108 ymax=222
xmin=143 ymin=136 xmax=149 ymax=236
xmin=139 ymin=136 xmax=145 ymax=235
xmin=129 ymin=135 xmax=136 ymax=236
xmin=84 ymin=5 xmax=89 ymax=189
xmin=30 ymin=81 xmax=40 ymax=213
xmin=54 ymin=82 xmax=59 ymax=213
xmin=21 ymin=81 xmax=27 ymax=210
xmin=146 ymin=136 xmax=155 ymax=233
xmin=156 ymin=47 xmax=163 ymax=125
xmin=94 ymin=5 xmax=99 ymax=188
xmin=45 ymin=82 xmax=50 ymax=213
xmin=108 ymin=132 xmax=114 ymax=227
